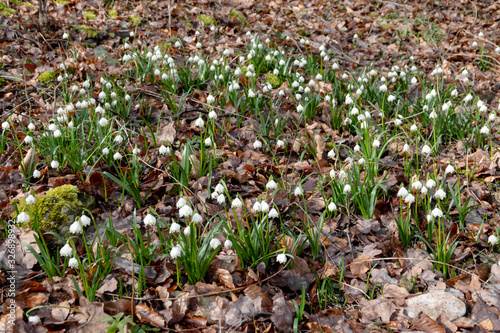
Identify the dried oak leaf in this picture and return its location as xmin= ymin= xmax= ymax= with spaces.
xmin=271 ymin=292 xmax=295 ymax=332
xmin=217 ymin=268 xmax=235 ymax=289
xmin=51 ymin=300 xmax=71 ymax=322
xmin=350 ymin=254 xmax=372 ymax=275
xmin=136 ymin=303 xmax=166 ymax=329
xmin=412 ymin=313 xmax=446 ymax=333
xmin=157 ymin=121 xmax=176 ymax=144
xmin=69 ymin=297 xmax=109 ymax=333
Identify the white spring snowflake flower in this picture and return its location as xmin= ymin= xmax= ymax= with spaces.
xmin=277 ymin=140 xmax=285 ymax=148
xmin=421 ymin=186 xmax=428 ymax=195
xmin=159 ymin=145 xmax=170 ymax=155
xmin=253 ymin=140 xmax=262 ymax=149
xmin=144 ymin=214 xmax=156 ymax=226
xmin=102 ymin=147 xmax=109 ymax=155
xmin=231 ymin=198 xmax=242 ymax=208
xmin=397 ymin=187 xmax=408 ymax=198
xmin=343 ymin=184 xmax=352 ymax=194
xmin=179 ymin=205 xmax=193 ymax=218
xmin=33 ymin=170 xmax=41 ymax=178
xmin=328 ymin=202 xmax=337 ymax=212
xmin=426 ymin=179 xmax=436 ymax=188
xmin=183 ymin=227 xmax=190 ymax=236
xmin=268 ymin=208 xmax=279 ymax=218
xmin=488 ymin=234 xmax=499 ymax=245
xmin=51 ymin=160 xmax=60 ymax=169
xmin=170 ymin=245 xmax=183 ymax=259
xmin=192 ymin=213 xmax=203 ymax=223
xmin=276 ymin=253 xmax=287 ymax=264
xmin=404 ymin=194 xmax=415 ymax=204
xmin=294 ymin=186 xmax=304 ymax=196
xmin=411 ymin=181 xmax=422 ymax=191
xmin=253 ymin=201 xmax=262 ymax=212
xmin=204 ymin=137 xmax=212 ymax=147
xmin=113 ymin=152 xmax=123 ymax=160
xmin=69 ymin=221 xmax=83 ymax=234
xmin=209 ymin=111 xmax=217 ymax=119
xmin=379 ymin=84 xmax=387 ymax=92
xmin=176 ymin=197 xmax=187 ymax=208
xmin=421 ymin=145 xmax=431 ymax=155
xmin=387 ymin=95 xmax=396 ymax=102
xmin=224 ymin=239 xmax=233 ymax=248
xmin=215 ymin=184 xmax=225 ymax=193
xmin=210 ymin=238 xmax=221 ymax=249
xmin=17 ymin=212 xmax=30 ymax=223
xmin=80 ymin=215 xmax=91 ymax=227
xmin=26 ymin=194 xmax=36 ymax=205
xmin=358 ymin=158 xmax=366 ymax=165
xmin=260 ymin=201 xmax=270 ymax=213
xmin=434 ymin=189 xmax=446 ymax=200
xmin=403 ymin=144 xmax=410 ymax=153
xmin=372 ymin=139 xmax=381 ymax=148
xmin=431 ymin=207 xmax=444 ymax=218
xmin=170 ymin=222 xmax=181 ymax=233
xmin=217 ymin=194 xmax=226 ymax=204
xmin=266 ymin=180 xmax=277 ymax=190
xmin=60 ymin=243 xmax=73 ymax=257
xmin=328 ymin=150 xmax=336 ymax=159
xmin=445 ymin=164 xmax=455 ymax=175
xmin=68 ymin=257 xmax=79 ymax=269
xmin=480 ymin=126 xmax=490 ymax=135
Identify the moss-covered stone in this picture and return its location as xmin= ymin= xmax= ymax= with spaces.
xmin=129 ymin=14 xmax=141 ymax=26
xmin=20 ymin=2 xmax=35 ymax=7
xmin=38 ymin=70 xmax=55 ymax=83
xmin=265 ymin=73 xmax=281 ymax=88
xmin=12 ymin=185 xmax=95 ymax=237
xmin=0 ymin=3 xmax=15 ymax=16
xmin=229 ymin=10 xmax=246 ymax=26
xmin=108 ymin=8 xmax=118 ymax=19
xmin=72 ymin=25 xmax=113 ymax=39
xmin=54 ymin=0 xmax=69 ymax=4
xmin=198 ymin=14 xmax=217 ymax=26
xmin=83 ymin=10 xmax=96 ymax=20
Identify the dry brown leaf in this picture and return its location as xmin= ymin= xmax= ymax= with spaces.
xmin=217 ymin=268 xmax=235 ymax=289
xmin=15 ymin=292 xmax=48 ymax=309
xmin=71 ymin=297 xmax=109 ymax=333
xmin=244 ymin=285 xmax=272 ymax=310
xmin=157 ymin=121 xmax=176 ymax=144
xmin=136 ymin=303 xmax=166 ymax=329
xmin=271 ymin=293 xmax=295 ymax=332
xmin=412 ymin=313 xmax=446 ymax=333
xmin=350 ymin=255 xmax=372 ymax=275
xmin=51 ymin=300 xmax=71 ymax=322
xmin=314 ymin=133 xmax=325 ymax=161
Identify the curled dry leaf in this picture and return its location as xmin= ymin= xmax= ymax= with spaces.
xmin=135 ymin=303 xmax=167 ymax=329
xmin=217 ymin=268 xmax=235 ymax=289
xmin=157 ymin=121 xmax=176 ymax=144
xmin=350 ymin=254 xmax=372 ymax=276
xmin=412 ymin=313 xmax=446 ymax=333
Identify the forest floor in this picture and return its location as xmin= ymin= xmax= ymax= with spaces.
xmin=1 ymin=0 xmax=500 ymax=332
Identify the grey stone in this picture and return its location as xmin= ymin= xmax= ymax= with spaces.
xmin=405 ymin=291 xmax=466 ymax=321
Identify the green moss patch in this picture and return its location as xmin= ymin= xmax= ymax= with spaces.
xmin=38 ymin=70 xmax=55 ymax=83
xmin=83 ymin=10 xmax=96 ymax=20
xmin=229 ymin=10 xmax=246 ymax=27
xmin=0 ymin=3 xmax=15 ymax=16
xmin=198 ymin=14 xmax=217 ymax=26
xmin=108 ymin=8 xmax=118 ymax=19
xmin=265 ymin=73 xmax=281 ymax=88
xmin=129 ymin=14 xmax=141 ymax=26
xmin=12 ymin=185 xmax=91 ymax=236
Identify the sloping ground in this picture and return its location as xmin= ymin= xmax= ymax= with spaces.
xmin=0 ymin=0 xmax=500 ymax=332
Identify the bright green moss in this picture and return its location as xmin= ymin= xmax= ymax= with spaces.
xmin=13 ymin=185 xmax=86 ymax=235
xmin=108 ymin=8 xmax=118 ymax=19
xmin=129 ymin=14 xmax=141 ymax=26
xmin=229 ymin=10 xmax=246 ymax=27
xmin=265 ymin=73 xmax=281 ymax=88
xmin=198 ymin=14 xmax=217 ymax=26
xmin=83 ymin=11 xmax=96 ymax=20
xmin=0 ymin=3 xmax=15 ymax=16
xmin=38 ymin=70 xmax=55 ymax=83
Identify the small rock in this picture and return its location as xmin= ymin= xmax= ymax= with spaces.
xmin=405 ymin=291 xmax=466 ymax=321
